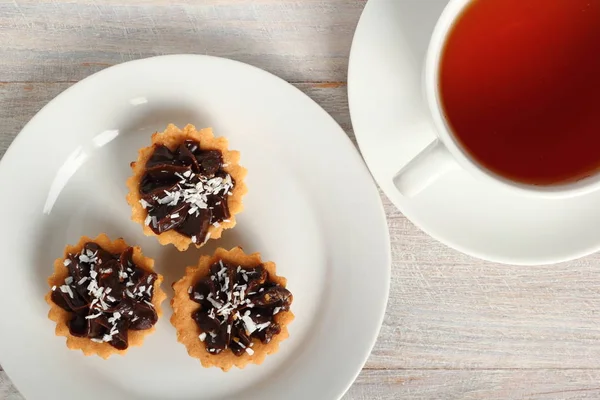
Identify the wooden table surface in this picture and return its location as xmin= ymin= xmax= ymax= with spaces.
xmin=2 ymin=1 xmax=600 ymax=399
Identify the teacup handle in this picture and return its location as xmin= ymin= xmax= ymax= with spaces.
xmin=393 ymin=138 xmax=458 ymax=197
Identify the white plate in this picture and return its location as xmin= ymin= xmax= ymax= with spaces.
xmin=0 ymin=55 xmax=390 ymax=400
xmin=348 ymin=0 xmax=600 ymax=265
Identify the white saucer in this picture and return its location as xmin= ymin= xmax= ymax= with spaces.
xmin=348 ymin=0 xmax=600 ymax=266
xmin=0 ymin=55 xmax=390 ymax=399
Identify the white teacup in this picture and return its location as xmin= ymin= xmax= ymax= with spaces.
xmin=394 ymin=0 xmax=600 ymax=199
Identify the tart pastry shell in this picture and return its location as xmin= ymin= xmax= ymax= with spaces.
xmin=171 ymin=247 xmax=294 ymax=371
xmin=46 ymin=233 xmax=166 ymax=359
xmin=126 ymin=124 xmax=248 ymax=251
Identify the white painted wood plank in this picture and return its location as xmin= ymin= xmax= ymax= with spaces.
xmin=369 ymin=202 xmax=600 ymax=369
xmin=0 ymin=369 xmax=21 ymax=400
xmin=0 ymin=0 xmax=364 ymax=83
xmin=345 ymin=369 xmax=600 ymax=400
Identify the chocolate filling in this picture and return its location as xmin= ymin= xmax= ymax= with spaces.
xmin=139 ymin=140 xmax=234 ymax=243
xmin=189 ymin=261 xmax=293 ymax=356
xmin=50 ymin=242 xmax=158 ymax=350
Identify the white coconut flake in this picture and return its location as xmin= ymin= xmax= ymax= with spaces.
xmin=273 ymin=307 xmax=281 ymax=315
xmin=144 ymin=300 xmax=154 ymax=308
xmin=139 ymin=199 xmax=151 ymax=209
xmin=63 ymin=259 xmax=72 ymax=266
xmin=242 ymin=314 xmax=257 ymax=335
xmin=90 ymin=270 xmax=98 ymax=279
xmin=86 ymin=313 xmax=101 ymax=320
xmin=188 ymin=286 xmax=192 ymax=294
xmin=64 ymin=276 xmax=73 ymax=285
xmin=245 ymin=348 xmax=254 ymax=356
xmin=217 ymin=303 xmax=234 ymax=317
xmin=158 ymin=195 xmax=174 ymax=205
xmin=170 ymin=213 xmax=180 ymax=219
xmin=144 ymin=214 xmax=152 ymax=226
xmin=199 ymin=332 xmax=207 ymax=342
xmin=256 ymin=322 xmax=271 ymax=331
xmin=206 ymin=293 xmax=223 ymax=309
xmin=51 ymin=285 xmax=57 ymax=291
xmin=191 ymin=235 xmax=197 ymax=243
xmin=91 ymin=338 xmax=104 ymax=343
xmin=60 ymin=285 xmax=74 ymax=298
xmin=78 ymin=277 xmax=88 ymax=285
xmin=98 ymin=298 xmax=108 ymax=311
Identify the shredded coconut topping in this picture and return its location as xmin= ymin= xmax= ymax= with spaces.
xmin=51 ymin=243 xmax=158 ymax=349
xmin=189 ymin=260 xmax=293 ymax=357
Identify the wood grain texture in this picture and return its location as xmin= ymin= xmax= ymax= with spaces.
xmin=3 ymin=0 xmax=600 ymax=399
xmin=0 ymin=0 xmax=365 ymax=84
xmin=0 ymin=370 xmax=21 ymax=400
xmin=370 ymin=204 xmax=600 ymax=369
xmin=346 ymin=369 xmax=600 ymax=400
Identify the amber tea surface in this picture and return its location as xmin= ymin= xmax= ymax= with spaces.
xmin=440 ymin=0 xmax=600 ymax=185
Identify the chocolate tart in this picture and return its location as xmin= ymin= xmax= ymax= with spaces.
xmin=126 ymin=124 xmax=247 ymax=251
xmin=46 ymin=234 xmax=166 ymax=358
xmin=171 ymin=247 xmax=294 ymax=371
